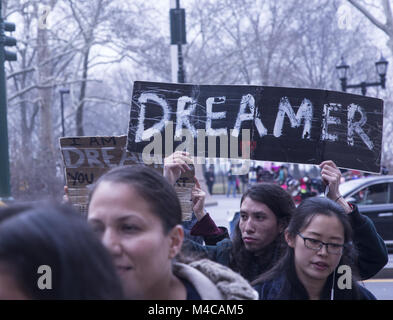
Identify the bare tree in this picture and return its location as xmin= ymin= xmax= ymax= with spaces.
xmin=346 ymin=0 xmax=393 ymax=170
xmin=348 ymin=0 xmax=393 ymax=54
xmin=4 ymin=0 xmax=391 ymax=200
xmin=68 ymin=0 xmax=106 ymax=136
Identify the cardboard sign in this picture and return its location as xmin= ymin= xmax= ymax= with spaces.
xmin=127 ymin=81 xmax=384 ymax=173
xmin=59 ymin=135 xmax=194 ymax=220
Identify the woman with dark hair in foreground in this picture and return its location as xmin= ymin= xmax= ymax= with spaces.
xmin=0 ymin=203 xmax=124 ymax=299
xmin=87 ymin=165 xmax=258 ymax=300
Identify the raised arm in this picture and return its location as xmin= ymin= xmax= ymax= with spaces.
xmin=319 ymin=160 xmax=388 ymax=279
xmin=191 ymin=177 xmax=229 ymax=245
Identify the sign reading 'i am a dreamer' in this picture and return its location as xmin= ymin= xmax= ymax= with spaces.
xmin=127 ymin=81 xmax=384 ymax=173
xmin=59 ymin=136 xmax=194 ymax=220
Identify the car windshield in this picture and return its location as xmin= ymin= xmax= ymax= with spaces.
xmin=339 ymin=179 xmax=368 ymax=197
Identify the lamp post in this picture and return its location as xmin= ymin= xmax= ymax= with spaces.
xmin=336 ymin=55 xmax=388 ymax=96
xmin=59 ymin=89 xmax=70 ymax=137
xmin=169 ymin=0 xmax=186 ymax=83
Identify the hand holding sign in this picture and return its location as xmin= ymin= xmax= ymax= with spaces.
xmin=320 ymin=160 xmax=351 ymax=213
xmin=320 ymin=160 xmax=342 ymax=200
xmin=63 ymin=186 xmax=70 ymax=203
xmin=163 ymin=151 xmax=194 ymax=185
xmin=192 ymin=177 xmax=206 ymax=221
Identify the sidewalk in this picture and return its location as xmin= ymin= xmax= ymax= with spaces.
xmin=374 ymin=254 xmax=393 ymax=279
xmin=205 ymin=194 xmax=242 ymax=232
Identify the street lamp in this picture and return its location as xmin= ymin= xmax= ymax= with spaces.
xmin=59 ymin=89 xmax=70 ymax=137
xmin=170 ymin=0 xmax=186 ymax=83
xmin=336 ymin=55 xmax=388 ymax=96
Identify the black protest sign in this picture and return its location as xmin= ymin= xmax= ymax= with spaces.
xmin=127 ymin=81 xmax=383 ymax=173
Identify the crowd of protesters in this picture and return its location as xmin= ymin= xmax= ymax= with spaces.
xmin=0 ymin=151 xmax=389 ymax=300
xmin=212 ymin=161 xmax=388 ymax=205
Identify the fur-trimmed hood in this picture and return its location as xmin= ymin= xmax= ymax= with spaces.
xmin=173 ymin=259 xmax=258 ymax=300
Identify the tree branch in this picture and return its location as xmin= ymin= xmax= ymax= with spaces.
xmin=347 ymin=0 xmax=389 ymax=34
xmin=8 ymin=78 xmax=102 ymax=101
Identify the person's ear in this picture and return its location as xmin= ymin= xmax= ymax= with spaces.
xmin=168 ymin=225 xmax=184 ymax=259
xmin=278 ymin=220 xmax=287 ymax=234
xmin=285 ymin=229 xmax=295 ymax=248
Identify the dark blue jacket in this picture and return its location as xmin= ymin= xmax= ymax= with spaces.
xmin=349 ymin=204 xmax=388 ymax=279
xmin=254 ymin=258 xmax=376 ymax=300
xmin=182 ymin=212 xmax=204 ymax=244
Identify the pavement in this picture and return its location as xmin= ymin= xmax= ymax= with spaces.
xmin=206 ymin=194 xmax=393 ymax=280
xmin=374 ymin=255 xmax=393 ymax=279
xmin=205 ymin=194 xmax=240 ymax=231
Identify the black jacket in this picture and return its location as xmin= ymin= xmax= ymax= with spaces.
xmin=254 ymin=257 xmax=376 ymax=300
xmin=348 ymin=204 xmax=388 ymax=279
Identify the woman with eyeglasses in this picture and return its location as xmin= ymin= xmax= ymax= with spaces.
xmin=252 ymin=196 xmax=376 ymax=300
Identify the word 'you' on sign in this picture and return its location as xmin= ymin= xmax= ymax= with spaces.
xmin=127 ymin=81 xmax=383 ymax=173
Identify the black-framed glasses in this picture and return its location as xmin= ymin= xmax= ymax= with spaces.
xmin=297 ymin=233 xmax=344 ymax=255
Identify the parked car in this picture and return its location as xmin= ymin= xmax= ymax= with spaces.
xmin=338 ymin=175 xmax=393 ymax=251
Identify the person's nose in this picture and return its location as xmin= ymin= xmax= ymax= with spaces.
xmin=102 ymin=229 xmax=122 ymax=256
xmin=244 ymin=218 xmax=256 ymax=234
xmin=317 ymin=243 xmax=329 ymax=256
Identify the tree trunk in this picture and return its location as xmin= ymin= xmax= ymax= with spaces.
xmin=76 ymin=47 xmax=90 ymax=136
xmin=37 ymin=20 xmax=56 ymax=179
